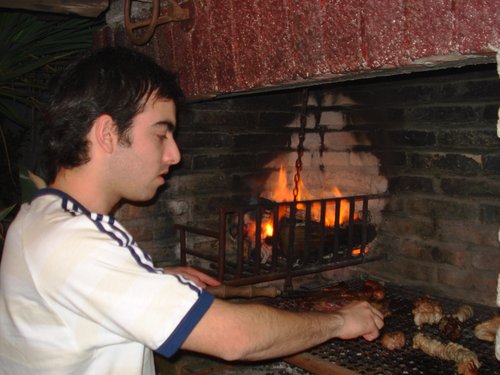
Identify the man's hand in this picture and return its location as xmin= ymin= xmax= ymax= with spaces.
xmin=164 ymin=266 xmax=221 ymax=288
xmin=334 ymin=300 xmax=385 ymax=341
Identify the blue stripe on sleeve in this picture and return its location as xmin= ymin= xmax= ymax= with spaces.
xmin=154 ymin=291 xmax=214 ymax=358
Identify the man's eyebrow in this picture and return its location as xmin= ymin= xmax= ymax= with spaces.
xmin=155 ymin=120 xmax=176 ymax=131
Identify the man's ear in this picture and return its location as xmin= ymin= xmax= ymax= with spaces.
xmin=93 ymin=114 xmax=118 ymax=154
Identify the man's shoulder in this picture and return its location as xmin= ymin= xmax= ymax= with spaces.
xmin=9 ymin=192 xmax=114 ymax=259
xmin=20 ymin=193 xmax=93 ymax=233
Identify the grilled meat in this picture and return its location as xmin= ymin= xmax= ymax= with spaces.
xmin=380 ymin=331 xmax=405 ymax=350
xmin=474 ymin=316 xmax=500 ymax=342
xmin=412 ymin=333 xmax=480 ymax=375
xmin=412 ymin=296 xmax=443 ymax=326
xmin=439 ymin=305 xmax=474 ymax=341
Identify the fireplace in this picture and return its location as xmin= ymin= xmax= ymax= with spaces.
xmin=115 ymin=62 xmax=499 ymax=308
xmin=97 ymin=3 xmax=499 ymax=305
xmin=171 ymin=85 xmax=389 ymax=289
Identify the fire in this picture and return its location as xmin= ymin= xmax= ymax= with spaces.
xmin=264 ymin=223 xmax=273 ymax=237
xmin=263 ymin=165 xmax=358 ymax=229
xmin=325 ymin=186 xmax=359 ymax=226
xmin=247 ymin=165 xmax=370 ymax=261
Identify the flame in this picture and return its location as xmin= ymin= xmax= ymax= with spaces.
xmin=325 ymin=186 xmax=359 ymax=226
xmin=251 ymin=166 xmax=372 ymax=264
xmin=271 ymin=165 xmax=293 ymax=202
xmin=264 ymin=165 xmax=358 ymax=229
xmin=264 ymin=223 xmax=273 ymax=237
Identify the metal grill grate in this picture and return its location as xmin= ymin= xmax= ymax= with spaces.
xmin=267 ymin=280 xmax=499 ymax=374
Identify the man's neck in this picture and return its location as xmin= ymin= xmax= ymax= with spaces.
xmin=50 ymin=168 xmax=119 ymax=215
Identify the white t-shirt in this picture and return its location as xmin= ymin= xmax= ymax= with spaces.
xmin=0 ymin=188 xmax=214 ymax=375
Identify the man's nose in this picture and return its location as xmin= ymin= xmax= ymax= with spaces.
xmin=165 ymin=139 xmax=181 ymax=165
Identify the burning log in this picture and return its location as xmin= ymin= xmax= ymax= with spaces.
xmin=278 ymin=217 xmax=377 ymax=262
xmin=225 ymin=196 xmax=379 ymax=270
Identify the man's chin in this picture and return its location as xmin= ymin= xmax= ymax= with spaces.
xmin=124 ymin=187 xmax=162 ymax=205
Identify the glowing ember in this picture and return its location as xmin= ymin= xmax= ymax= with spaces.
xmin=352 ymin=248 xmax=369 ymax=256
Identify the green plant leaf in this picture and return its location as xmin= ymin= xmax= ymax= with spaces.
xmin=0 ymin=12 xmax=100 ymax=111
xmin=0 ymin=98 xmax=30 ymax=127
xmin=0 ymin=11 xmax=102 ymax=215
xmin=19 ymin=167 xmax=41 ymax=202
xmin=0 ymin=205 xmax=15 ymax=222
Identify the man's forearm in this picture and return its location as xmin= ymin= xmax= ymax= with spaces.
xmin=181 ymin=298 xmax=382 ymax=361
xmin=228 ymin=303 xmax=344 ymax=360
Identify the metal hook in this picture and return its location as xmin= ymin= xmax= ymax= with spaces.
xmin=124 ymin=0 xmax=191 ymax=45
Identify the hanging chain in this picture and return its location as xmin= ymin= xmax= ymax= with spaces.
xmin=293 ymin=88 xmax=309 ymax=201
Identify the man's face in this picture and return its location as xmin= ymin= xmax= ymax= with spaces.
xmin=110 ymin=94 xmax=181 ymax=202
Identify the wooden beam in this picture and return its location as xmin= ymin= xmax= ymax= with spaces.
xmin=0 ymin=0 xmax=109 ymax=18
xmin=285 ymin=352 xmax=360 ymax=375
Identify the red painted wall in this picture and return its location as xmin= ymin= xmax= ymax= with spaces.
xmin=95 ymin=0 xmax=499 ymax=99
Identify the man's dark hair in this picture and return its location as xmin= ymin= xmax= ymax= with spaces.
xmin=43 ymin=46 xmax=184 ymax=183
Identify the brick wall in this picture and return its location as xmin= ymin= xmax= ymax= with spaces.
xmin=348 ymin=65 xmax=500 ymax=306
xmin=118 ymin=63 xmax=499 ymax=306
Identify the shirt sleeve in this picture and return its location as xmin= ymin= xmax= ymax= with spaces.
xmin=155 ymin=290 xmax=214 ymax=358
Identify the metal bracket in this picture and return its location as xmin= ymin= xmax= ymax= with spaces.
xmin=124 ymin=0 xmax=192 ymax=45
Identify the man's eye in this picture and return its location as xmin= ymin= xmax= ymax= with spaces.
xmin=157 ymin=135 xmax=168 ymax=141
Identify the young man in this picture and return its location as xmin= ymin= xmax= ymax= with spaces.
xmin=0 ymin=47 xmax=384 ymax=375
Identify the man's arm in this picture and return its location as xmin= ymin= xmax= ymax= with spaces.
xmin=181 ymin=298 xmax=384 ymax=361
xmin=164 ymin=266 xmax=221 ymax=288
